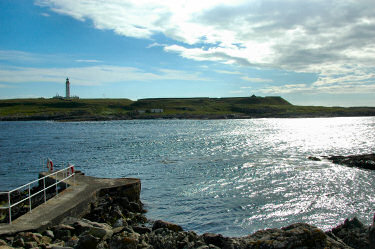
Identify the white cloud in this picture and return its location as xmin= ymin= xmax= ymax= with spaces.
xmin=35 ymin=0 xmax=375 ymax=94
xmin=75 ymin=59 xmax=102 ymax=63
xmin=215 ymin=70 xmax=242 ymax=75
xmin=0 ymin=65 xmax=209 ymax=86
xmin=241 ymin=76 xmax=272 ymax=83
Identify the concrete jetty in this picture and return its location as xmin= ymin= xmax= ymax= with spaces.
xmin=0 ymin=172 xmax=141 ymax=235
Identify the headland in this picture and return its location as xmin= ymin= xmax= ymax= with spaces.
xmin=1 ymin=96 xmax=375 ymax=121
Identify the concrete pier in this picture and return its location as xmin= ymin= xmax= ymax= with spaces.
xmin=0 ymin=172 xmax=141 ymax=235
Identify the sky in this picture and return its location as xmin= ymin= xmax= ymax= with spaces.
xmin=0 ymin=0 xmax=374 ymax=106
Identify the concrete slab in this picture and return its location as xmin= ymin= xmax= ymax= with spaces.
xmin=0 ymin=172 xmax=141 ymax=235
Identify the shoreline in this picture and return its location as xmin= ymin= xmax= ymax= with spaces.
xmin=1 ymin=113 xmax=375 ymax=122
xmin=0 ymin=173 xmax=374 ymax=248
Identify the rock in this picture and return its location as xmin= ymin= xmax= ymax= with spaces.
xmin=0 ymin=240 xmax=6 ymax=246
xmin=64 ymin=235 xmax=79 ymax=248
xmin=53 ymin=224 xmax=75 ymax=232
xmin=327 ymin=153 xmax=375 ymax=170
xmin=40 ymin=235 xmax=52 ymax=244
xmin=308 ymin=156 xmax=321 ymax=161
xmin=89 ymin=226 xmax=113 ymax=240
xmin=113 ymin=218 xmax=127 ymax=228
xmin=109 ymin=234 xmax=138 ymax=249
xmin=129 ymin=202 xmax=141 ymax=212
xmin=202 ymin=233 xmax=225 ymax=248
xmin=132 ymin=226 xmax=152 ymax=234
xmin=73 ymin=220 xmax=94 ymax=235
xmin=77 ymin=234 xmax=100 ymax=249
xmin=50 ymin=246 xmax=74 ymax=249
xmin=17 ymin=232 xmax=42 ymax=243
xmin=44 ymin=230 xmax=55 ymax=239
xmin=12 ymin=237 xmax=24 ymax=247
xmin=242 ymin=223 xmax=350 ymax=249
xmin=0 ymin=245 xmax=14 ymax=249
xmin=54 ymin=229 xmax=71 ymax=241
xmin=331 ymin=217 xmax=369 ymax=249
xmin=152 ymin=220 xmax=183 ymax=232
xmin=24 ymin=241 xmax=38 ymax=248
xmin=118 ymin=197 xmax=130 ymax=207
xmin=112 ymin=227 xmax=125 ymax=234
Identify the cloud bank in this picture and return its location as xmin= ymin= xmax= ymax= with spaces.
xmin=35 ymin=0 xmax=375 ymax=93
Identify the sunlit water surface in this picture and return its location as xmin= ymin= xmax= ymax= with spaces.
xmin=0 ymin=117 xmax=374 ymax=236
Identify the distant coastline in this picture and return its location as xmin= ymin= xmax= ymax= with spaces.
xmin=1 ymin=96 xmax=375 ymax=121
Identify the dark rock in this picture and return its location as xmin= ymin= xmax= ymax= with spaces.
xmin=73 ymin=220 xmax=94 ymax=235
xmin=12 ymin=237 xmax=25 ymax=247
xmin=54 ymin=229 xmax=71 ymax=241
xmin=242 ymin=223 xmax=350 ymax=249
xmin=118 ymin=197 xmax=130 ymax=208
xmin=152 ymin=220 xmax=183 ymax=232
xmin=50 ymin=246 xmax=74 ymax=249
xmin=77 ymin=234 xmax=100 ymax=249
xmin=327 ymin=153 xmax=375 ymax=170
xmin=88 ymin=226 xmax=113 ymax=240
xmin=202 ymin=233 xmax=225 ymax=248
xmin=64 ymin=235 xmax=79 ymax=248
xmin=308 ymin=156 xmax=321 ymax=161
xmin=129 ymin=202 xmax=141 ymax=212
xmin=331 ymin=217 xmax=369 ymax=249
xmin=109 ymin=234 xmax=138 ymax=249
xmin=24 ymin=241 xmax=38 ymax=248
xmin=132 ymin=226 xmax=152 ymax=234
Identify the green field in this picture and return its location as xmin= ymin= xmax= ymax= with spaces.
xmin=0 ymin=96 xmax=375 ymax=121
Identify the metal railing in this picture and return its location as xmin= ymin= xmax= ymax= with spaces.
xmin=0 ymin=165 xmax=75 ymax=224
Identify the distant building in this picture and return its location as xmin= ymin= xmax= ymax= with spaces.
xmin=136 ymin=109 xmax=163 ymax=114
xmin=150 ymin=109 xmax=164 ymax=113
xmin=66 ymin=77 xmax=70 ymax=98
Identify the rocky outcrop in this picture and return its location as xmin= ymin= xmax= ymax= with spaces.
xmin=327 ymin=153 xmax=375 ymax=170
xmin=329 ymin=217 xmax=370 ymax=248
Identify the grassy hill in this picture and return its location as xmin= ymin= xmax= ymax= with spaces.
xmin=0 ymin=96 xmax=375 ymax=121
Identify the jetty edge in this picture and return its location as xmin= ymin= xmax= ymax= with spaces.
xmin=0 ymin=173 xmax=373 ymax=248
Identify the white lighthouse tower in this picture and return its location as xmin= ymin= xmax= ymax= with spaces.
xmin=65 ymin=77 xmax=70 ymax=99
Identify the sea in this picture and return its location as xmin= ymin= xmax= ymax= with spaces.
xmin=0 ymin=117 xmax=374 ymax=236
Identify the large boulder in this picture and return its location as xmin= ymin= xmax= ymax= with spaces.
xmin=241 ymin=223 xmax=351 ymax=249
xmin=152 ymin=220 xmax=183 ymax=232
xmin=331 ymin=217 xmax=369 ymax=249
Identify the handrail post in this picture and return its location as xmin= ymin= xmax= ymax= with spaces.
xmin=55 ymin=172 xmax=58 ymax=197
xmin=8 ymin=192 xmax=11 ymax=224
xmin=28 ymin=184 xmax=32 ymax=213
xmin=43 ymin=178 xmax=46 ymax=203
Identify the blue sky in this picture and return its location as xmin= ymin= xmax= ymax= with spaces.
xmin=0 ymin=0 xmax=374 ymax=106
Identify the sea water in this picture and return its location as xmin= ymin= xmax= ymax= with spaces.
xmin=0 ymin=117 xmax=374 ymax=236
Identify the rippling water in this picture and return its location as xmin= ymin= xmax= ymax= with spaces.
xmin=0 ymin=117 xmax=374 ymax=236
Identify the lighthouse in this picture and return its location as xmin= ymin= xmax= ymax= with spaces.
xmin=65 ymin=77 xmax=70 ymax=99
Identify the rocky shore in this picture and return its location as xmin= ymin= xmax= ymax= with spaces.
xmin=308 ymin=153 xmax=375 ymax=171
xmin=327 ymin=153 xmax=375 ymax=171
xmin=1 ymin=191 xmax=374 ymax=249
